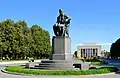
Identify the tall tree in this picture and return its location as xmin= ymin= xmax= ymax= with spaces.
xmin=0 ymin=19 xmax=51 ymax=60
xmin=110 ymin=38 xmax=120 ymax=59
xmin=30 ymin=25 xmax=51 ymax=59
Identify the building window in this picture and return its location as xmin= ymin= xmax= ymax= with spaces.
xmin=90 ymin=48 xmax=93 ymax=57
xmin=88 ymin=49 xmax=90 ymax=56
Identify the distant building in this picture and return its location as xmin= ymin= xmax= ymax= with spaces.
xmin=77 ymin=43 xmax=102 ymax=59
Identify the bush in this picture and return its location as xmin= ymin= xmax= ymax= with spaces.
xmin=74 ymin=58 xmax=99 ymax=62
xmin=5 ymin=66 xmax=118 ymax=75
xmin=74 ymin=58 xmax=81 ymax=60
xmin=89 ymin=67 xmax=97 ymax=69
xmin=90 ymin=61 xmax=108 ymax=65
xmin=85 ymin=59 xmax=99 ymax=62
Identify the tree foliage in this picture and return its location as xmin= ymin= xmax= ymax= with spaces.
xmin=110 ymin=38 xmax=120 ymax=59
xmin=0 ymin=19 xmax=51 ymax=60
xmin=73 ymin=51 xmax=78 ymax=58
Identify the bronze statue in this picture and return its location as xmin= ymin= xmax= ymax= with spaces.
xmin=53 ymin=9 xmax=71 ymax=37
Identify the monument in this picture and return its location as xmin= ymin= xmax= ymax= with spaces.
xmin=52 ymin=9 xmax=72 ymax=60
xmin=28 ymin=9 xmax=90 ymax=70
xmin=37 ymin=9 xmax=75 ymax=70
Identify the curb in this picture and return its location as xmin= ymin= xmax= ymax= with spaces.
xmin=1 ymin=69 xmax=29 ymax=76
xmin=1 ymin=69 xmax=116 ymax=77
xmin=81 ymin=72 xmax=115 ymax=76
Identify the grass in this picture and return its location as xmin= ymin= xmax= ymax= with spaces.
xmin=74 ymin=58 xmax=99 ymax=62
xmin=5 ymin=66 xmax=118 ymax=75
xmin=74 ymin=58 xmax=108 ymax=65
xmin=90 ymin=61 xmax=108 ymax=65
xmin=74 ymin=58 xmax=81 ymax=60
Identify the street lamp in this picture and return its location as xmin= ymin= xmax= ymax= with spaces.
xmin=25 ymin=47 xmax=27 ymax=59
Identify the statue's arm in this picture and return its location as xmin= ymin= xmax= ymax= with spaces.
xmin=56 ymin=16 xmax=59 ymax=24
xmin=65 ymin=14 xmax=71 ymax=20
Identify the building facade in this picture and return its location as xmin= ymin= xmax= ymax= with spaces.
xmin=77 ymin=43 xmax=101 ymax=59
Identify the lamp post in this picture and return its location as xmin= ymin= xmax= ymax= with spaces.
xmin=25 ymin=47 xmax=27 ymax=59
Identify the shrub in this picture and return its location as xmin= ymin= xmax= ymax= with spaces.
xmin=90 ymin=61 xmax=108 ymax=65
xmin=89 ymin=67 xmax=97 ymax=69
xmin=85 ymin=59 xmax=99 ymax=62
xmin=5 ymin=66 xmax=118 ymax=75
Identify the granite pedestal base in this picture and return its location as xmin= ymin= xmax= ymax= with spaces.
xmin=52 ymin=36 xmax=72 ymax=60
xmin=37 ymin=60 xmax=75 ymax=70
xmin=29 ymin=60 xmax=90 ymax=70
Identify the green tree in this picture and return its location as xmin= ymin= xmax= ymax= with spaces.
xmin=110 ymin=38 xmax=120 ymax=59
xmin=73 ymin=51 xmax=78 ymax=58
xmin=30 ymin=25 xmax=51 ymax=59
xmin=0 ymin=19 xmax=51 ymax=60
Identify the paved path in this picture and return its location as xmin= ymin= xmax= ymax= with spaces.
xmin=99 ymin=58 xmax=120 ymax=68
xmin=0 ymin=60 xmax=120 ymax=78
xmin=0 ymin=60 xmax=41 ymax=65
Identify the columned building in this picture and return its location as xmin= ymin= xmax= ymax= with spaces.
xmin=77 ymin=43 xmax=101 ymax=59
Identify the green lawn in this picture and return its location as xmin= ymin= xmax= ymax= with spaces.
xmin=90 ymin=61 xmax=108 ymax=65
xmin=5 ymin=66 xmax=118 ymax=75
xmin=74 ymin=58 xmax=107 ymax=65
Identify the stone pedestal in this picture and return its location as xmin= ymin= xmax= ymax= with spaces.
xmin=73 ymin=62 xmax=90 ymax=70
xmin=81 ymin=62 xmax=90 ymax=70
xmin=27 ymin=36 xmax=90 ymax=70
xmin=52 ymin=36 xmax=72 ymax=60
xmin=25 ymin=62 xmax=36 ymax=68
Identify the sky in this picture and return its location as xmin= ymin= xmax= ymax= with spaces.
xmin=0 ymin=0 xmax=120 ymax=54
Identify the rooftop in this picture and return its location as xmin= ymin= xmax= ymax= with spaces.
xmin=77 ymin=43 xmax=100 ymax=46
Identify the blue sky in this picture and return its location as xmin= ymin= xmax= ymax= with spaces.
xmin=1 ymin=0 xmax=120 ymax=54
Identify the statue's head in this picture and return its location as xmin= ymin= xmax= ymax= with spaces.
xmin=59 ymin=9 xmax=63 ymax=15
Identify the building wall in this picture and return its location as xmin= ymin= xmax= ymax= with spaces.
xmin=77 ymin=44 xmax=101 ymax=59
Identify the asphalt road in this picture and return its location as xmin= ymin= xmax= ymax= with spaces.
xmin=99 ymin=58 xmax=120 ymax=63
xmin=99 ymin=58 xmax=120 ymax=67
